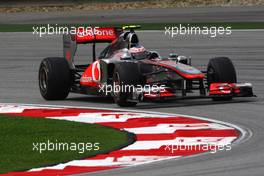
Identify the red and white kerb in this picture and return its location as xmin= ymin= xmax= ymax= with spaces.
xmin=0 ymin=104 xmax=240 ymax=176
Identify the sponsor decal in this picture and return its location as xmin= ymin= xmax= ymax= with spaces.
xmin=91 ymin=61 xmax=101 ymax=82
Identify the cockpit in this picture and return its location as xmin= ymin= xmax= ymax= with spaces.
xmin=99 ymin=31 xmax=160 ymax=60
xmin=125 ymin=32 xmax=151 ymax=60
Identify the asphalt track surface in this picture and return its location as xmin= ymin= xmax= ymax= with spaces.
xmin=0 ymin=30 xmax=264 ymax=176
xmin=1 ymin=6 xmax=264 ymax=24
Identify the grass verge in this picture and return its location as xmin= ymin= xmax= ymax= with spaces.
xmin=0 ymin=115 xmax=133 ymax=174
xmin=0 ymin=22 xmax=264 ymax=32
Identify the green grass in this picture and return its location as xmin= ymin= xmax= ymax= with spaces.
xmin=0 ymin=115 xmax=133 ymax=174
xmin=0 ymin=22 xmax=264 ymax=32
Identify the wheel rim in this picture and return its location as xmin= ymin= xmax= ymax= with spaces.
xmin=207 ymin=66 xmax=215 ymax=75
xmin=113 ymin=72 xmax=121 ymax=98
xmin=39 ymin=67 xmax=48 ymax=92
xmin=207 ymin=66 xmax=215 ymax=84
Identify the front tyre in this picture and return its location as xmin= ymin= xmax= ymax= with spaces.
xmin=39 ymin=57 xmax=71 ymax=100
xmin=207 ymin=57 xmax=237 ymax=101
xmin=112 ymin=63 xmax=140 ymax=107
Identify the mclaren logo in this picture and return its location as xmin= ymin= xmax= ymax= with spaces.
xmin=92 ymin=61 xmax=101 ymax=82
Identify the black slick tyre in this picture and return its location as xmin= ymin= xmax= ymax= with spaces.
xmin=112 ymin=62 xmax=140 ymax=107
xmin=207 ymin=57 xmax=237 ymax=101
xmin=39 ymin=57 xmax=71 ymax=100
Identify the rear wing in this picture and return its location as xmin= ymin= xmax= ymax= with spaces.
xmin=75 ymin=27 xmax=120 ymax=43
xmin=63 ymin=27 xmax=122 ymax=69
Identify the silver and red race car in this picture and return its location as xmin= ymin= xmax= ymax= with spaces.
xmin=38 ymin=25 xmax=254 ymax=106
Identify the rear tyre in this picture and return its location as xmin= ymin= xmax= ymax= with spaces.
xmin=39 ymin=57 xmax=71 ymax=100
xmin=207 ymin=57 xmax=237 ymax=101
xmin=112 ymin=63 xmax=140 ymax=107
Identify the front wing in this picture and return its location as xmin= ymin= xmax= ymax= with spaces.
xmin=142 ymin=82 xmax=255 ymax=100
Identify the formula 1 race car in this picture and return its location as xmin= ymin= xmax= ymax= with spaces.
xmin=38 ymin=25 xmax=254 ymax=107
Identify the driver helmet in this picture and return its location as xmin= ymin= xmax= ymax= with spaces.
xmin=129 ymin=44 xmax=146 ymax=53
xmin=129 ymin=45 xmax=148 ymax=60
